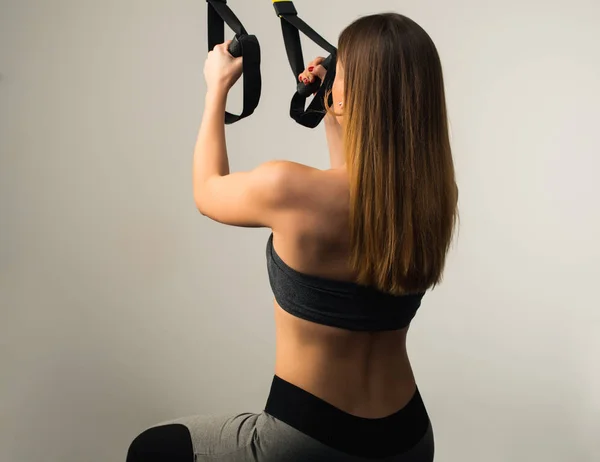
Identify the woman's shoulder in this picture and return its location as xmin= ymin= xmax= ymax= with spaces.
xmin=264 ymin=160 xmax=348 ymax=211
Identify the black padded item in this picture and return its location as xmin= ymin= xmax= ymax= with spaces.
xmin=228 ymin=36 xmax=242 ymax=57
xmin=126 ymin=424 xmax=194 ymax=462
xmin=273 ymin=1 xmax=338 ymax=128
xmin=207 ymin=0 xmax=261 ymax=124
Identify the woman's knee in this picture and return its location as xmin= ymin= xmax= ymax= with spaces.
xmin=126 ymin=424 xmax=194 ymax=462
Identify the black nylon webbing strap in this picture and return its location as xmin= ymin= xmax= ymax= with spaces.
xmin=273 ymin=1 xmax=338 ymax=128
xmin=207 ymin=0 xmax=261 ymax=124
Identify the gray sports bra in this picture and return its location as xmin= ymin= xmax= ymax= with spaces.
xmin=266 ymin=233 xmax=425 ymax=331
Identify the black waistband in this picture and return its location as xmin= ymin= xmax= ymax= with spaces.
xmin=264 ymin=375 xmax=430 ymax=459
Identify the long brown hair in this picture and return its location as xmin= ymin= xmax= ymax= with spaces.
xmin=327 ymin=13 xmax=458 ymax=295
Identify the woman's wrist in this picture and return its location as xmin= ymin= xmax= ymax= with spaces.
xmin=205 ymin=86 xmax=229 ymax=104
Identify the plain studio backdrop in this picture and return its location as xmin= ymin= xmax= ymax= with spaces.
xmin=1 ymin=0 xmax=598 ymax=461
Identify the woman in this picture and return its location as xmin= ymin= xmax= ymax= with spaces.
xmin=127 ymin=12 xmax=457 ymax=462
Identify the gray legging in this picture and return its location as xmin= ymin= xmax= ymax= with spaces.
xmin=127 ymin=376 xmax=435 ymax=462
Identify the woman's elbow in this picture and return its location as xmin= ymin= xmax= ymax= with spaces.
xmin=193 ymin=188 xmax=208 ymax=216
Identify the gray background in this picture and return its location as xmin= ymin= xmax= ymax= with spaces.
xmin=1 ymin=0 xmax=599 ymax=461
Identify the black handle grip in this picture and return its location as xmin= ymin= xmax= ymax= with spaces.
xmin=228 ymin=36 xmax=242 ymax=58
xmin=296 ymin=54 xmax=334 ymax=98
xmin=297 ymin=78 xmax=321 ymax=97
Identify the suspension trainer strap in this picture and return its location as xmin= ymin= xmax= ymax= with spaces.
xmin=273 ymin=0 xmax=338 ymax=128
xmin=207 ymin=0 xmax=261 ymax=124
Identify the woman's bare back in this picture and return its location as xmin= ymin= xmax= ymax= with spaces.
xmin=270 ymin=167 xmax=417 ymax=419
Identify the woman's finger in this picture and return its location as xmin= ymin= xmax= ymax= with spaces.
xmin=213 ymin=41 xmax=229 ymax=52
xmin=311 ymin=64 xmax=327 ymax=81
xmin=298 ymin=57 xmax=327 ymax=83
xmin=308 ymin=56 xmax=326 ymax=67
xmin=298 ymin=70 xmax=312 ymax=83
